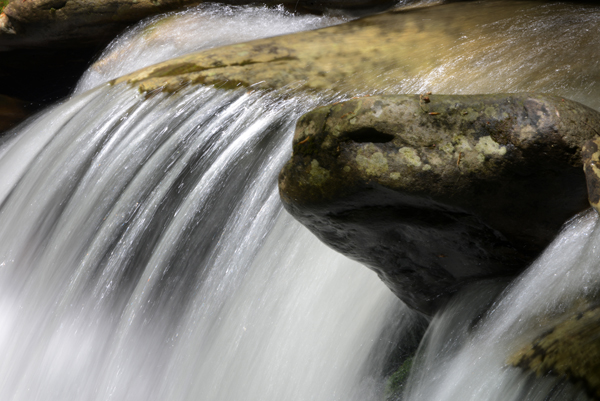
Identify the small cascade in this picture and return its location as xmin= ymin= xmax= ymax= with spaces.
xmin=403 ymin=210 xmax=600 ymax=401
xmin=3 ymin=1 xmax=600 ymax=400
xmin=0 ymin=83 xmax=419 ymax=401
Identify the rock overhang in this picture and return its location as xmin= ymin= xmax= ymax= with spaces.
xmin=279 ymin=93 xmax=600 ymax=314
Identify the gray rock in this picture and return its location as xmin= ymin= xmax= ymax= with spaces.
xmin=278 ymin=94 xmax=600 ymax=314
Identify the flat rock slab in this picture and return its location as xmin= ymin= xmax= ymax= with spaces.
xmin=278 ymin=94 xmax=600 ymax=314
xmin=112 ymin=1 xmax=564 ymax=95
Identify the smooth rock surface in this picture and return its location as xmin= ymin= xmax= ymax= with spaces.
xmin=278 ymin=94 xmax=600 ymax=314
xmin=111 ymin=2 xmax=525 ymax=95
xmin=112 ymin=0 xmax=600 ymax=112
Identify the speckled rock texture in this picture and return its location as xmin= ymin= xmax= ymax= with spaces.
xmin=278 ymin=94 xmax=600 ymax=315
xmin=583 ymin=137 xmax=600 ymax=214
xmin=111 ymin=4 xmax=485 ymax=94
xmin=509 ymin=299 xmax=600 ymax=400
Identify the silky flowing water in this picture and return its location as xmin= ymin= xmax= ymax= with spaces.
xmin=1 ymin=2 xmax=600 ymax=400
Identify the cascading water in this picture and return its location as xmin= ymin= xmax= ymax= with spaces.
xmin=3 ymin=1 xmax=600 ymax=400
xmin=403 ymin=210 xmax=600 ymax=401
xmin=0 ymin=82 xmax=420 ymax=400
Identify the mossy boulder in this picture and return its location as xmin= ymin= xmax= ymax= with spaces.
xmin=278 ymin=94 xmax=600 ymax=315
xmin=509 ymin=300 xmax=600 ymax=400
xmin=385 ymin=357 xmax=413 ymax=400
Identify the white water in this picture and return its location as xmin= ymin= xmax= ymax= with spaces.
xmin=3 ymin=1 xmax=600 ymax=400
xmin=0 ymin=83 xmax=421 ymax=401
xmin=403 ymin=210 xmax=600 ymax=401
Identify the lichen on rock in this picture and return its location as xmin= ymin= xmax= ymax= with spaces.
xmin=509 ymin=299 xmax=600 ymax=400
xmin=278 ymin=93 xmax=600 ymax=314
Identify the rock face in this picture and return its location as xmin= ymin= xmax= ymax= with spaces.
xmin=583 ymin=137 xmax=600 ymax=214
xmin=0 ymin=0 xmax=395 ymax=106
xmin=0 ymin=0 xmax=202 ymax=47
xmin=509 ymin=300 xmax=600 ymax=400
xmin=278 ymin=94 xmax=600 ymax=314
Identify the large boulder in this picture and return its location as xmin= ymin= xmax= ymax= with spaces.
xmin=278 ymin=94 xmax=600 ymax=314
xmin=111 ymin=0 xmax=600 ymax=110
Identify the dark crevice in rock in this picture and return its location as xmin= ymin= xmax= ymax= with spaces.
xmin=345 ymin=127 xmax=395 ymax=143
xmin=40 ymin=0 xmax=68 ymax=10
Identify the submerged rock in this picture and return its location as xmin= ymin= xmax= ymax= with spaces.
xmin=278 ymin=94 xmax=600 ymax=314
xmin=112 ymin=0 xmax=600 ymax=111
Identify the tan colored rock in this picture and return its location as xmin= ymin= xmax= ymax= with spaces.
xmin=583 ymin=138 xmax=600 ymax=214
xmin=113 ymin=7 xmax=458 ymax=94
xmin=112 ymin=1 xmax=600 ymax=103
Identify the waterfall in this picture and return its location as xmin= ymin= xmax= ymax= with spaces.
xmin=0 ymin=82 xmax=421 ymax=400
xmin=403 ymin=210 xmax=600 ymax=401
xmin=3 ymin=1 xmax=600 ymax=400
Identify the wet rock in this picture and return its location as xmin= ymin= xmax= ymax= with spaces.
xmin=0 ymin=0 xmax=394 ymax=48
xmin=0 ymin=0 xmax=201 ymax=48
xmin=278 ymin=94 xmax=600 ymax=314
xmin=583 ymin=137 xmax=600 ymax=214
xmin=113 ymin=0 xmax=600 ymax=106
xmin=111 ymin=3 xmax=498 ymax=94
xmin=0 ymin=94 xmax=28 ymax=132
xmin=509 ymin=300 xmax=600 ymax=400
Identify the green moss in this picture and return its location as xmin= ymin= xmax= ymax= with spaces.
xmin=0 ymin=0 xmax=10 ymax=13
xmin=385 ymin=357 xmax=413 ymax=400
